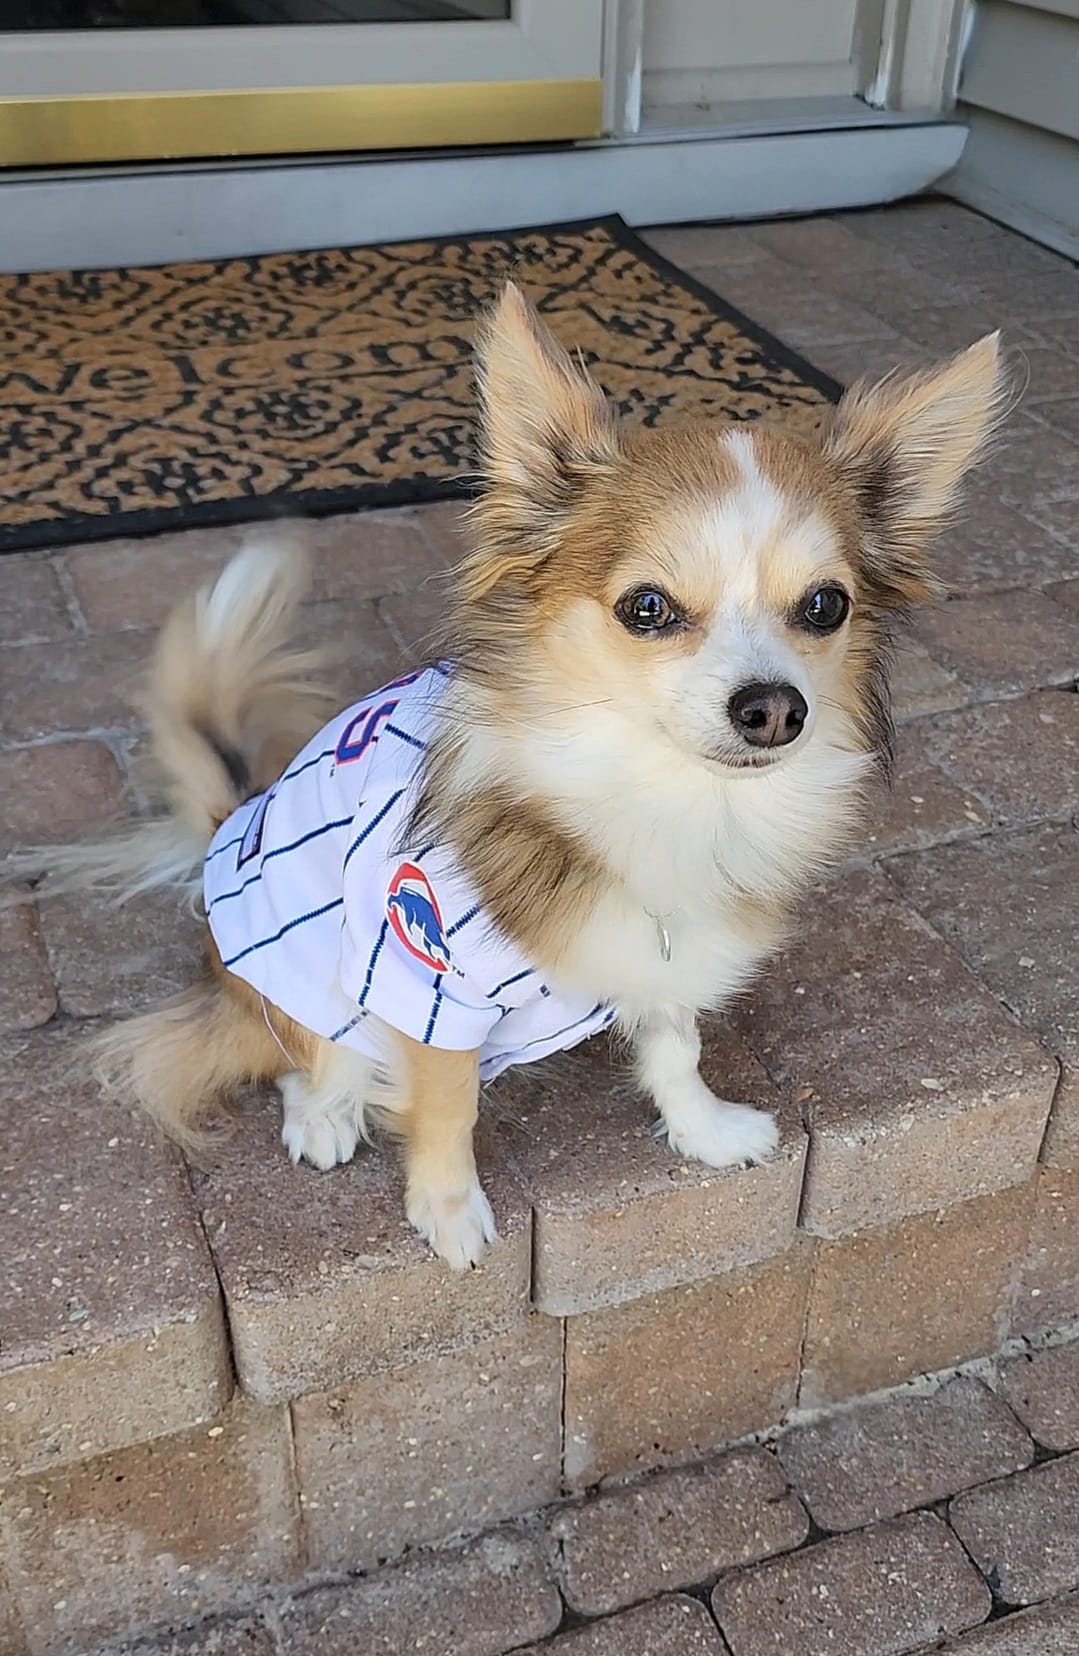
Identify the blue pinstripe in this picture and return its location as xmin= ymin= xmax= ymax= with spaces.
xmin=385 ymin=723 xmax=426 ymax=753
xmin=222 ymin=897 xmax=344 ymax=969
xmin=342 ymin=789 xmax=404 ymax=872
xmin=487 ymin=966 xmax=534 ymax=999
xmin=448 ymin=902 xmax=482 ymax=938
xmin=423 ymin=978 xmax=444 ymax=1044
xmin=329 ymin=1013 xmax=366 ymax=1042
xmin=358 ymin=918 xmax=390 ymax=1009
xmin=205 ymin=829 xmax=246 ymax=864
xmin=280 ymin=745 xmax=335 ymax=785
xmin=506 ymin=1004 xmax=606 ymax=1059
xmin=208 ymin=815 xmax=352 ymax=911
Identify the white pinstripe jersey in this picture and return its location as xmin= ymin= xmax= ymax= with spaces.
xmin=203 ymin=666 xmax=614 ymax=1082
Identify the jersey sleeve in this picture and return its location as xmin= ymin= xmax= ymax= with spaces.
xmin=337 ymin=838 xmax=502 ymax=1053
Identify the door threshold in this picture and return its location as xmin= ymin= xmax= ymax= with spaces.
xmin=0 ymin=122 xmax=968 ymax=273
xmin=629 ymin=95 xmax=932 ymax=142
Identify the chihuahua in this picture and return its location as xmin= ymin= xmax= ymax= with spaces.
xmin=41 ymin=285 xmax=1005 ymax=1268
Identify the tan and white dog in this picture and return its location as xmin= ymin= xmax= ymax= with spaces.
xmin=39 ymin=285 xmax=1006 ymax=1269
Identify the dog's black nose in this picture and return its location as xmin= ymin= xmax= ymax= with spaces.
xmin=729 ymin=681 xmax=808 ymax=749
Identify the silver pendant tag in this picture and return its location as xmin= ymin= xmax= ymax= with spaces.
xmin=657 ymin=920 xmax=672 ymax=962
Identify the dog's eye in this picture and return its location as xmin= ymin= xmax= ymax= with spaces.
xmin=616 ymin=586 xmax=679 ymax=635
xmin=800 ymin=585 xmax=850 ymax=633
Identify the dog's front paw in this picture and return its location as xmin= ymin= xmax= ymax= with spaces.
xmin=406 ymin=1179 xmax=499 ymax=1269
xmin=662 ymin=1096 xmax=778 ymax=1170
xmin=280 ymin=1074 xmax=363 ymax=1171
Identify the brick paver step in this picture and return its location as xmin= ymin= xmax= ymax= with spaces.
xmin=950 ymin=1452 xmax=1079 ymax=1607
xmin=888 ymin=823 xmax=1079 ymax=1170
xmin=998 ymin=1340 xmax=1079 ymax=1451
xmin=1017 ymin=1167 xmax=1079 ymax=1336
xmin=276 ymin=1530 xmax=561 ymax=1656
xmin=551 ymin=1447 xmax=807 ymax=1616
xmin=0 ymin=1401 xmax=298 ymax=1655
xmin=291 ymin=1318 xmax=562 ymax=1572
xmin=564 ymin=1246 xmax=811 ymax=1489
xmin=927 ymin=1592 xmax=1079 ymax=1652
xmin=493 ymin=1026 xmax=803 ymax=1317
xmin=711 ymin=1511 xmax=991 ymax=1656
xmin=519 ymin=1596 xmax=727 ymax=1654
xmin=118 ymin=1620 xmax=276 ymax=1655
xmin=0 ymin=1025 xmax=231 ymax=1483
xmin=799 ymin=1184 xmax=1037 ymax=1407
xmin=730 ymin=868 xmax=1055 ymax=1240
xmin=190 ymin=1105 xmax=533 ymax=1403
xmin=777 ymin=1374 xmax=1033 ymax=1531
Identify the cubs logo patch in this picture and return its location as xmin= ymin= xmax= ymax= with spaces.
xmin=386 ymin=863 xmax=452 ymax=973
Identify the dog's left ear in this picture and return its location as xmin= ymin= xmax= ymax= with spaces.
xmin=466 ymin=283 xmax=620 ymax=591
xmin=824 ymin=333 xmax=1008 ymax=609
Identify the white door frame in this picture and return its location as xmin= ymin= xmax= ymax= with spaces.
xmin=602 ymin=0 xmax=645 ymax=137
xmin=863 ymin=0 xmax=971 ymax=112
xmin=600 ymin=0 xmax=971 ymax=132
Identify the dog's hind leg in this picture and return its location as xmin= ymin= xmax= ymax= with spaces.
xmin=93 ymin=971 xmax=296 ymax=1147
xmin=280 ymin=1041 xmax=379 ymax=1171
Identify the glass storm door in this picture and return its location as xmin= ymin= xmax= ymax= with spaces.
xmin=0 ymin=0 xmax=603 ymax=167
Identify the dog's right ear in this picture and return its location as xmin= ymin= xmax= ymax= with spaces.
xmin=466 ymin=283 xmax=620 ymax=593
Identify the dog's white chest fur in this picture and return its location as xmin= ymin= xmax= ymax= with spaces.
xmin=538 ymin=728 xmax=872 ymax=1019
xmin=555 ymin=887 xmax=774 ymax=1019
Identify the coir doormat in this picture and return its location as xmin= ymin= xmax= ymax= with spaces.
xmin=0 ymin=216 xmax=840 ymax=554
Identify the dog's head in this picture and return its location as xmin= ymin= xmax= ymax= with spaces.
xmin=453 ymin=284 xmax=1007 ymax=774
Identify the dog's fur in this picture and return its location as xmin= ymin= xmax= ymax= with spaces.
xmin=33 ymin=286 xmax=1007 ymax=1268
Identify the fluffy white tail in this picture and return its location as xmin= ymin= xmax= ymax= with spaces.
xmin=20 ymin=541 xmax=334 ymax=903
xmin=150 ymin=540 xmax=333 ymax=837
